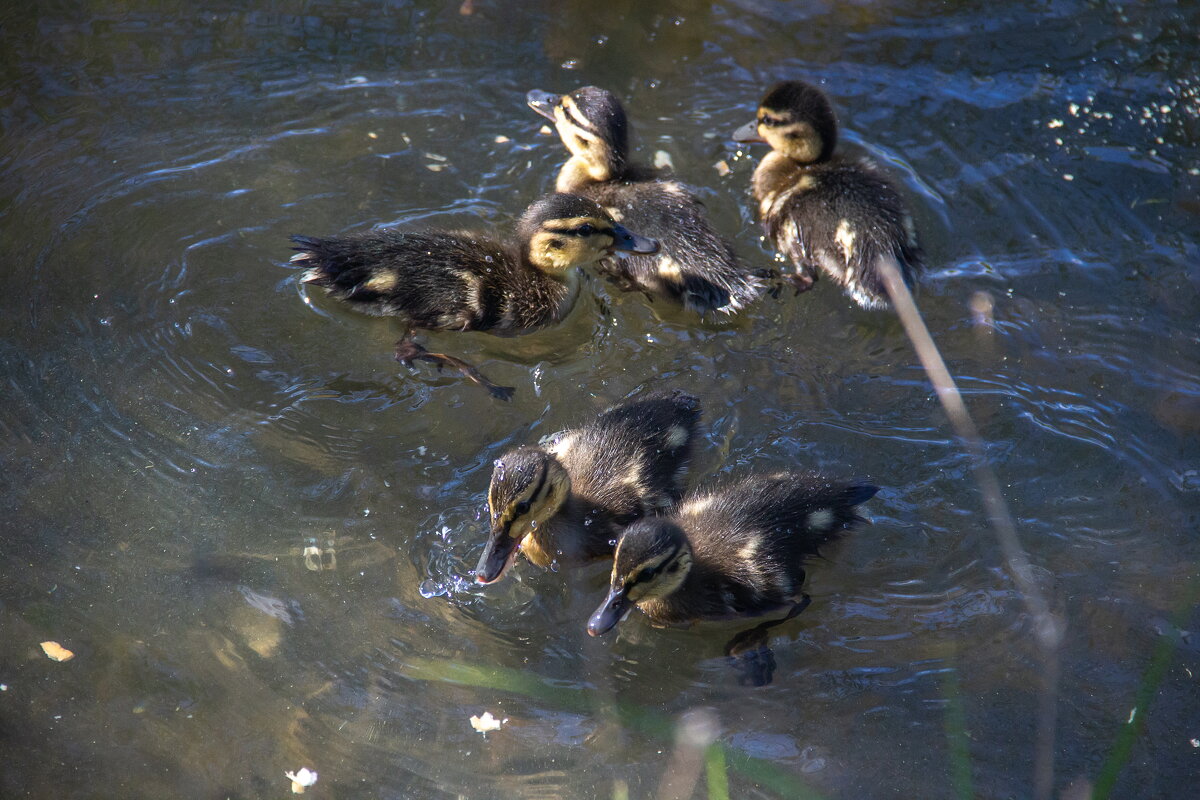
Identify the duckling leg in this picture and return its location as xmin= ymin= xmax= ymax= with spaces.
xmin=785 ymin=265 xmax=818 ymax=296
xmin=394 ymin=337 xmax=515 ymax=401
xmin=723 ymin=594 xmax=812 ymax=687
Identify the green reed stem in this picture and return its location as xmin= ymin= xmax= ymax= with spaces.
xmin=1092 ymin=573 xmax=1200 ymax=798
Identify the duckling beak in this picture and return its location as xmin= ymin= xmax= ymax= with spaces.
xmin=609 ymin=224 xmax=659 ymax=258
xmin=587 ymin=586 xmax=629 ymax=636
xmin=731 ymin=120 xmax=765 ymax=144
xmin=526 ymin=90 xmax=560 ymax=122
xmin=475 ymin=525 xmax=520 ymax=585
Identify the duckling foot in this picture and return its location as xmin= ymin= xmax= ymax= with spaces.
xmin=722 ymin=594 xmax=813 ymax=687
xmin=394 ymin=340 xmax=515 ymax=401
xmin=785 ymin=271 xmax=818 ymax=296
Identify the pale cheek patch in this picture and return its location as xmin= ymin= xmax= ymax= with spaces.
xmin=808 ymin=508 xmax=835 ymax=531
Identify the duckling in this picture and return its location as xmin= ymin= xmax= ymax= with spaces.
xmin=291 ymin=193 xmax=657 ymax=400
xmin=588 ymin=472 xmax=878 ymax=684
xmin=474 ymin=389 xmax=701 ymax=584
xmin=733 ymin=80 xmax=923 ymax=310
xmin=528 ymin=86 xmax=765 ymax=315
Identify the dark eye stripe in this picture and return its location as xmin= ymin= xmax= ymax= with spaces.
xmin=564 ymin=105 xmax=597 ymax=133
xmin=546 ymin=223 xmax=607 ymax=237
xmin=514 ymin=468 xmax=548 ymax=519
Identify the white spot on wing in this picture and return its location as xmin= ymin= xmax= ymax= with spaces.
xmin=835 ymin=220 xmax=856 ymax=265
xmin=681 ymin=493 xmax=718 ymax=517
xmin=657 ymin=257 xmax=683 ymax=279
xmin=547 ymin=433 xmax=576 ymax=460
xmin=365 ymin=272 xmax=399 ymax=292
xmin=623 ymin=459 xmax=643 ymax=489
xmin=737 ymin=537 xmax=759 ymax=563
xmin=808 ymin=508 xmax=835 ymax=531
xmin=665 ymin=424 xmax=688 ymax=449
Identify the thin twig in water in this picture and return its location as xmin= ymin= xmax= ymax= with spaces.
xmin=878 ymin=259 xmax=1065 ymax=800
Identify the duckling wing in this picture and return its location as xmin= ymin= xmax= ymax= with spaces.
xmin=558 ymin=390 xmax=702 ymax=519
xmin=677 ymin=473 xmax=877 ymax=611
xmin=291 ymin=230 xmax=534 ymax=332
xmin=769 ymin=161 xmax=923 ymax=309
xmin=580 ymin=181 xmax=765 ymax=315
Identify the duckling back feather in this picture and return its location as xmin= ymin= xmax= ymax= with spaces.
xmin=291 ymin=230 xmax=567 ymax=334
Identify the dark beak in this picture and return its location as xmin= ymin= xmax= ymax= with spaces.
xmin=474 ymin=524 xmax=520 ymax=585
xmin=587 ymin=586 xmax=629 ymax=636
xmin=609 ymin=223 xmax=659 ymax=257
xmin=526 ymin=90 xmax=560 ymax=122
xmin=732 ymin=120 xmax=765 ymax=144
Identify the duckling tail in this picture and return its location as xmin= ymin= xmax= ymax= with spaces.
xmin=289 ymin=235 xmax=330 ymax=283
xmin=844 ymin=482 xmax=880 ymax=507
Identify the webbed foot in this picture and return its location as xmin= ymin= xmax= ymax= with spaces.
xmin=394 ymin=339 xmax=515 ymax=401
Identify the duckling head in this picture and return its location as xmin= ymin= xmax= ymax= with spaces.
xmin=475 ymin=446 xmax=573 ymax=584
xmin=587 ymin=519 xmax=694 ymax=636
xmin=528 ymin=86 xmax=628 ymax=183
xmin=732 ymin=80 xmax=838 ymax=164
xmin=518 ymin=193 xmax=658 ymax=275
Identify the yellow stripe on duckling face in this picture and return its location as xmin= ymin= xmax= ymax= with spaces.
xmin=554 ymin=97 xmax=613 ymax=180
xmin=758 ymin=107 xmax=823 ymax=163
xmin=528 ymin=215 xmax=616 ymax=272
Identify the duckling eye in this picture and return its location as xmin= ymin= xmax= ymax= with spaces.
xmin=515 ymin=499 xmax=531 ymax=515
xmin=575 ymin=135 xmax=590 ymax=149
xmin=576 ymin=223 xmax=595 ymax=236
xmin=636 ymin=566 xmax=656 ymax=584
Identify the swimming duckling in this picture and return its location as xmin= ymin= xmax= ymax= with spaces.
xmin=588 ymin=472 xmax=877 ymax=684
xmin=733 ymin=80 xmax=923 ymax=310
xmin=291 ymin=193 xmax=658 ymax=399
xmin=475 ymin=389 xmax=701 ymax=584
xmin=528 ymin=86 xmax=765 ymax=315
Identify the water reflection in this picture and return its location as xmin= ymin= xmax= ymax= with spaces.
xmin=2 ymin=0 xmax=1199 ymax=798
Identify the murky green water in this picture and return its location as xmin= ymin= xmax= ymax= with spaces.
xmin=3 ymin=1 xmax=1199 ymax=797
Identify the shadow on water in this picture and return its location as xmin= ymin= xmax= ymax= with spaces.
xmin=1 ymin=0 xmax=1199 ymax=798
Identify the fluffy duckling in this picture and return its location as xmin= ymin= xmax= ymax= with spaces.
xmin=475 ymin=389 xmax=701 ymax=584
xmin=733 ymin=80 xmax=923 ymax=310
xmin=588 ymin=472 xmax=877 ymax=682
xmin=291 ymin=193 xmax=657 ymax=399
xmin=528 ymin=86 xmax=765 ymax=315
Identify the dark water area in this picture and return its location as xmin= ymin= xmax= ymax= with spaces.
xmin=2 ymin=0 xmax=1199 ymax=797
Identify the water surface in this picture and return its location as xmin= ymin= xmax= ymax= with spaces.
xmin=2 ymin=1 xmax=1198 ymax=798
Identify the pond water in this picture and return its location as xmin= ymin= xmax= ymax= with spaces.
xmin=2 ymin=1 xmax=1199 ymax=798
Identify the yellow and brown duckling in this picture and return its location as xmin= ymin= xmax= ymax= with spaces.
xmin=474 ymin=389 xmax=702 ymax=584
xmin=733 ymin=80 xmax=923 ymax=310
xmin=291 ymin=193 xmax=657 ymax=399
xmin=528 ymin=86 xmax=765 ymax=315
xmin=588 ymin=471 xmax=877 ymax=683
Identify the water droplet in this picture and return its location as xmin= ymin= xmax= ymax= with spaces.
xmin=418 ymin=580 xmax=447 ymax=599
